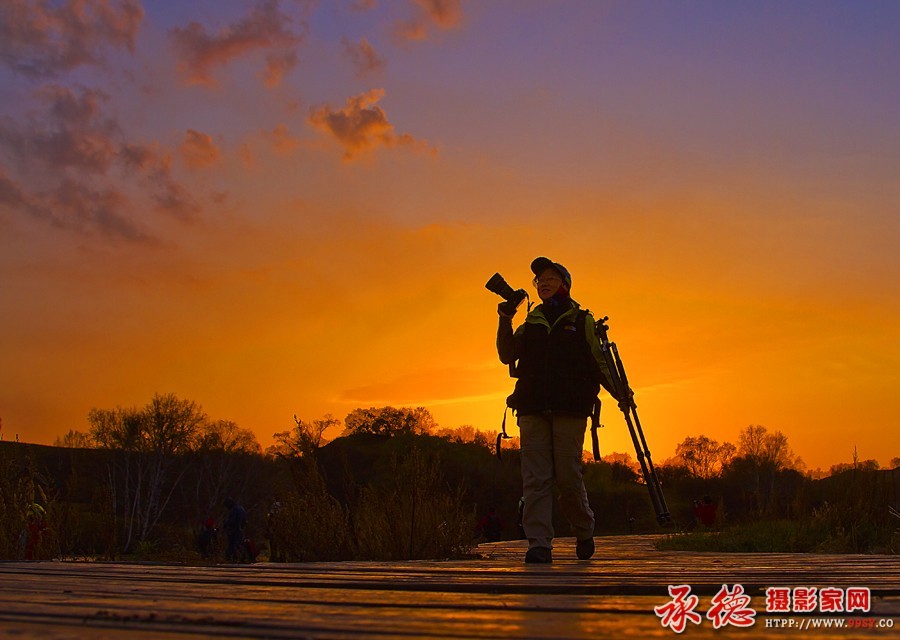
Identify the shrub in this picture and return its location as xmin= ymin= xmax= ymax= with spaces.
xmin=269 ymin=458 xmax=352 ymax=562
xmin=352 ymin=447 xmax=476 ymax=560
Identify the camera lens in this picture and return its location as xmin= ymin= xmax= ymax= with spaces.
xmin=485 ymin=272 xmax=515 ymax=301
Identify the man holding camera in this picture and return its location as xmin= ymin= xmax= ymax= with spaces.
xmin=496 ymin=257 xmax=616 ymax=563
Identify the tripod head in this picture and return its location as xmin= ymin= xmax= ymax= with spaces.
xmin=595 ymin=315 xmax=611 ymax=341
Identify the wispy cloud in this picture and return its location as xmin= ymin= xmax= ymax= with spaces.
xmin=46 ymin=178 xmax=152 ymax=242
xmin=394 ymin=0 xmax=463 ymax=42
xmin=338 ymin=363 xmax=504 ymax=406
xmin=267 ymin=123 xmax=303 ymax=155
xmin=0 ymin=84 xmax=201 ymax=239
xmin=169 ymin=0 xmax=305 ymax=87
xmin=307 ymin=89 xmax=434 ymax=160
xmin=348 ymin=0 xmax=377 ymax=12
xmin=0 ymin=84 xmax=118 ymax=174
xmin=0 ymin=0 xmax=143 ymax=78
xmin=120 ymin=142 xmax=200 ymax=222
xmin=0 ymin=165 xmax=37 ymax=216
xmin=260 ymin=50 xmax=299 ymax=88
xmin=342 ymin=37 xmax=386 ymax=78
xmin=0 ymin=164 xmax=153 ymax=242
xmin=179 ymin=129 xmax=221 ymax=169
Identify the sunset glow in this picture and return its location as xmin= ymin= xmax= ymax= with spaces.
xmin=1 ymin=1 xmax=898 ymax=471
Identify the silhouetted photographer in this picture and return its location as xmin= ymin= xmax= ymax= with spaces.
xmin=493 ymin=257 xmax=618 ymax=564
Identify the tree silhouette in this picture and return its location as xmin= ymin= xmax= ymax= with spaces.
xmin=88 ymin=393 xmax=207 ymax=551
xmin=675 ymin=435 xmax=736 ymax=480
xmin=730 ymin=425 xmax=803 ymax=516
xmin=53 ymin=429 xmax=96 ymax=449
xmin=269 ymin=414 xmax=339 ymax=459
xmin=194 ymin=420 xmax=262 ymax=516
xmin=342 ymin=406 xmax=436 ymax=437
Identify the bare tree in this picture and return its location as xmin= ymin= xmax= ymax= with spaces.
xmin=735 ymin=424 xmax=803 ymax=516
xmin=675 ymin=435 xmax=736 ymax=480
xmin=195 ymin=420 xmax=261 ymax=515
xmin=53 ymin=429 xmax=96 ymax=449
xmin=89 ymin=405 xmax=146 ymax=552
xmin=89 ymin=393 xmax=206 ymax=552
xmin=269 ymin=414 xmax=339 ymax=459
xmin=197 ymin=420 xmax=261 ymax=455
xmin=738 ymin=425 xmax=801 ymax=471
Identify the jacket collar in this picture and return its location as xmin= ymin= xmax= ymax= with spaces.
xmin=525 ymin=299 xmax=581 ymax=330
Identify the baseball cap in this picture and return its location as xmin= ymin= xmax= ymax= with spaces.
xmin=530 ymin=257 xmax=572 ymax=288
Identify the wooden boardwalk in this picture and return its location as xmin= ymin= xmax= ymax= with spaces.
xmin=1 ymin=535 xmax=898 ymax=638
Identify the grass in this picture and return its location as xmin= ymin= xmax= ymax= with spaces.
xmin=656 ymin=516 xmax=896 ymax=554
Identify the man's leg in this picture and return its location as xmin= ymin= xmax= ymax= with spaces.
xmin=551 ymin=414 xmax=595 ymax=543
xmin=518 ymin=413 xmax=555 ymax=551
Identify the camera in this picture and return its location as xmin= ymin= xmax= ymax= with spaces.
xmin=485 ymin=272 xmax=527 ymax=315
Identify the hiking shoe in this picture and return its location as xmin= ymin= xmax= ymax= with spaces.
xmin=576 ymin=537 xmax=595 ymax=560
xmin=524 ymin=546 xmax=553 ymax=564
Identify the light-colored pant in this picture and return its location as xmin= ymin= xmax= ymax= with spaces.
xmin=519 ymin=412 xmax=594 ymax=549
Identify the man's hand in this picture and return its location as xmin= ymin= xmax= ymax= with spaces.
xmin=617 ymin=386 xmax=635 ymax=408
xmin=498 ymin=301 xmax=518 ymax=318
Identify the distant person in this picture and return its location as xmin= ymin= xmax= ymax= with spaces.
xmin=693 ymin=496 xmax=718 ymax=528
xmin=223 ymin=498 xmax=247 ymax=562
xmin=198 ymin=517 xmax=217 ymax=559
xmin=265 ymin=495 xmax=283 ymax=562
xmin=496 ymin=257 xmax=620 ymax=563
xmin=477 ymin=507 xmax=504 ymax=542
xmin=23 ymin=503 xmax=46 ymax=561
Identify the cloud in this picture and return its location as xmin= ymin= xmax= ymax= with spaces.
xmin=307 ymin=89 xmax=434 ymax=160
xmin=341 ymin=37 xmax=386 ymax=78
xmin=394 ymin=0 xmax=463 ymax=42
xmin=120 ymin=142 xmax=201 ymax=221
xmin=0 ymin=0 xmax=143 ymax=77
xmin=238 ymin=143 xmax=256 ymax=169
xmin=0 ymin=84 xmax=119 ymax=174
xmin=0 ymin=165 xmax=33 ymax=213
xmin=48 ymin=179 xmax=152 ymax=242
xmin=348 ymin=0 xmax=377 ymax=12
xmin=151 ymin=179 xmax=202 ymax=222
xmin=0 ymin=85 xmax=151 ymax=241
xmin=169 ymin=0 xmax=304 ymax=87
xmin=338 ymin=364 xmax=502 ymax=406
xmin=0 ymin=164 xmax=152 ymax=242
xmin=260 ymin=50 xmax=298 ymax=88
xmin=267 ymin=123 xmax=302 ymax=155
xmin=179 ymin=129 xmax=221 ymax=169
xmin=0 ymin=81 xmax=202 ymax=240
xmin=415 ymin=0 xmax=463 ymax=28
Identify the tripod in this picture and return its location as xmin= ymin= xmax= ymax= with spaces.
xmin=595 ymin=316 xmax=672 ymax=525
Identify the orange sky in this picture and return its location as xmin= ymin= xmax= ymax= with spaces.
xmin=1 ymin=1 xmax=898 ymax=471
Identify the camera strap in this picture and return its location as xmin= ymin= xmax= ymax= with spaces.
xmin=496 ymin=406 xmax=513 ymax=460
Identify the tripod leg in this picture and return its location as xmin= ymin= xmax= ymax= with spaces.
xmin=619 ymin=405 xmax=668 ymax=523
xmin=624 ymin=403 xmax=671 ymax=524
xmin=595 ymin=318 xmax=671 ymax=524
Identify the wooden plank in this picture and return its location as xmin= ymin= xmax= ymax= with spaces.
xmin=8 ymin=536 xmax=895 ymax=595
xmin=1 ymin=535 xmax=898 ymax=639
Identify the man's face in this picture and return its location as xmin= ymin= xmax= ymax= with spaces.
xmin=534 ymin=268 xmax=563 ymax=302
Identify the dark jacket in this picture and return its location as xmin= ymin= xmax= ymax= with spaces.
xmin=497 ymin=301 xmax=614 ymax=416
xmin=224 ymin=504 xmax=247 ymax=535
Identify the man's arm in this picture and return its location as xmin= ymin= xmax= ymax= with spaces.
xmin=497 ymin=312 xmax=521 ymax=365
